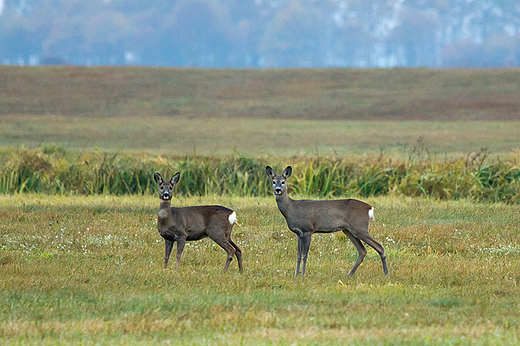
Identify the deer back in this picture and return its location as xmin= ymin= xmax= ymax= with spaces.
xmin=284 ymin=198 xmax=372 ymax=234
xmin=160 ymin=205 xmax=233 ymax=240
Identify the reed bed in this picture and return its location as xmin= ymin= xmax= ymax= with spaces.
xmin=1 ymin=145 xmax=519 ymax=203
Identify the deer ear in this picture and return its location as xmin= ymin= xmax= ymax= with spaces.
xmin=283 ymin=166 xmax=292 ymax=179
xmin=266 ymin=166 xmax=275 ymax=178
xmin=153 ymin=173 xmax=163 ymax=184
xmin=171 ymin=172 xmax=181 ymax=185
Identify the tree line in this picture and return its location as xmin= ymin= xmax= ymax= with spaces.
xmin=1 ymin=0 xmax=520 ymax=68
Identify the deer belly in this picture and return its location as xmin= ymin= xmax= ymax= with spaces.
xmin=287 ymin=219 xmax=314 ymax=233
xmin=186 ymin=229 xmax=207 ymax=241
xmin=288 ymin=219 xmax=346 ymax=234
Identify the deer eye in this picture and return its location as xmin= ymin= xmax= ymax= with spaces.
xmin=281 ymin=181 xmax=285 ymax=185
xmin=169 ymin=186 xmax=173 ymax=190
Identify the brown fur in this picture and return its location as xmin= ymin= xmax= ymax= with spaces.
xmin=266 ymin=166 xmax=388 ymax=276
xmin=154 ymin=172 xmax=242 ymax=272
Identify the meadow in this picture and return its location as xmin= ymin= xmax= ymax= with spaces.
xmin=1 ymin=66 xmax=520 ymax=344
xmin=1 ymin=66 xmax=520 ymax=157
xmin=1 ymin=194 xmax=520 ymax=345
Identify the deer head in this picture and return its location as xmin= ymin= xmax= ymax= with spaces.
xmin=153 ymin=172 xmax=180 ymax=200
xmin=266 ymin=166 xmax=292 ymax=196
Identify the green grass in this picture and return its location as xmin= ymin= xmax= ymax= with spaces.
xmin=2 ymin=146 xmax=519 ymax=203
xmin=2 ymin=115 xmax=520 ymax=157
xmin=1 ymin=66 xmax=520 ymax=344
xmin=1 ymin=194 xmax=519 ymax=344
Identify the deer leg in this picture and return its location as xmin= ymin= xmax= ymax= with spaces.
xmin=164 ymin=239 xmax=174 ymax=269
xmin=300 ymin=233 xmax=312 ymax=276
xmin=229 ymin=239 xmax=243 ymax=273
xmin=295 ymin=234 xmax=303 ymax=276
xmin=175 ymin=237 xmax=186 ymax=270
xmin=211 ymin=236 xmax=236 ymax=272
xmin=343 ymin=230 xmax=367 ymax=276
xmin=359 ymin=233 xmax=388 ymax=276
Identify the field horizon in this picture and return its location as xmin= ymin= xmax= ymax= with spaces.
xmin=2 ymin=66 xmax=520 ymax=158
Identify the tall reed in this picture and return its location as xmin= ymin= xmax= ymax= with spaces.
xmin=0 ymin=146 xmax=518 ymax=203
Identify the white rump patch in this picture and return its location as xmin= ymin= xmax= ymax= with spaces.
xmin=228 ymin=211 xmax=237 ymax=225
xmin=368 ymin=207 xmax=374 ymax=219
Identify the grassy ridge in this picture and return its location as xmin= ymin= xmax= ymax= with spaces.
xmin=2 ymin=66 xmax=520 ymax=121
xmin=2 ymin=66 xmax=520 ymax=157
xmin=1 ymin=146 xmax=519 ymax=203
xmin=1 ymin=195 xmax=519 ymax=344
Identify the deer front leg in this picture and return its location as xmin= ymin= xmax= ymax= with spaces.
xmin=295 ymin=233 xmax=303 ymax=276
xmin=175 ymin=237 xmax=186 ymax=270
xmin=300 ymin=233 xmax=312 ymax=276
xmin=164 ymin=239 xmax=174 ymax=269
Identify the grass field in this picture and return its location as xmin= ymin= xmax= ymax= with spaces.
xmin=2 ymin=114 xmax=520 ymax=157
xmin=1 ymin=66 xmax=520 ymax=157
xmin=1 ymin=66 xmax=520 ymax=344
xmin=1 ymin=194 xmax=520 ymax=345
xmin=2 ymin=66 xmax=520 ymax=121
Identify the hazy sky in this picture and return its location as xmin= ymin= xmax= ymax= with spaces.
xmin=1 ymin=0 xmax=520 ymax=68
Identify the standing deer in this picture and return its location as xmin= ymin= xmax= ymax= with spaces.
xmin=266 ymin=166 xmax=388 ymax=277
xmin=153 ymin=172 xmax=243 ymax=272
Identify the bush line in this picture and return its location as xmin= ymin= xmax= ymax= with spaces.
xmin=1 ymin=145 xmax=519 ymax=203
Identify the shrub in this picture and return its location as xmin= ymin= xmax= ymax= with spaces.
xmin=0 ymin=146 xmax=519 ymax=203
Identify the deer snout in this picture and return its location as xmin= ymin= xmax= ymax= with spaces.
xmin=274 ymin=187 xmax=283 ymax=195
xmin=161 ymin=191 xmax=171 ymax=200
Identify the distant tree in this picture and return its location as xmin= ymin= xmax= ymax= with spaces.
xmin=3 ymin=0 xmax=520 ymax=68
xmin=482 ymin=33 xmax=519 ymax=67
xmin=41 ymin=18 xmax=83 ymax=63
xmin=106 ymin=0 xmax=173 ymax=15
xmin=0 ymin=5 xmax=52 ymax=64
xmin=224 ymin=1 xmax=264 ymax=67
xmin=81 ymin=11 xmax=136 ymax=64
xmin=0 ymin=14 xmax=27 ymax=63
xmin=439 ymin=40 xmax=482 ymax=68
xmin=335 ymin=20 xmax=374 ymax=67
xmin=259 ymin=0 xmax=330 ymax=67
xmin=160 ymin=0 xmax=231 ymax=67
xmin=387 ymin=8 xmax=441 ymax=67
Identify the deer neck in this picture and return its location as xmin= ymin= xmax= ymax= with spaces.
xmin=158 ymin=199 xmax=172 ymax=219
xmin=275 ymin=193 xmax=293 ymax=218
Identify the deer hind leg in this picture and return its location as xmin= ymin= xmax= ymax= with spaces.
xmin=358 ymin=233 xmax=388 ymax=276
xmin=210 ymin=233 xmax=237 ymax=272
xmin=343 ymin=230 xmax=367 ymax=276
xmin=229 ymin=238 xmax=243 ymax=273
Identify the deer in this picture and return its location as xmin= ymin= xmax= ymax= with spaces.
xmin=266 ymin=166 xmax=388 ymax=277
xmin=153 ymin=172 xmax=243 ymax=272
